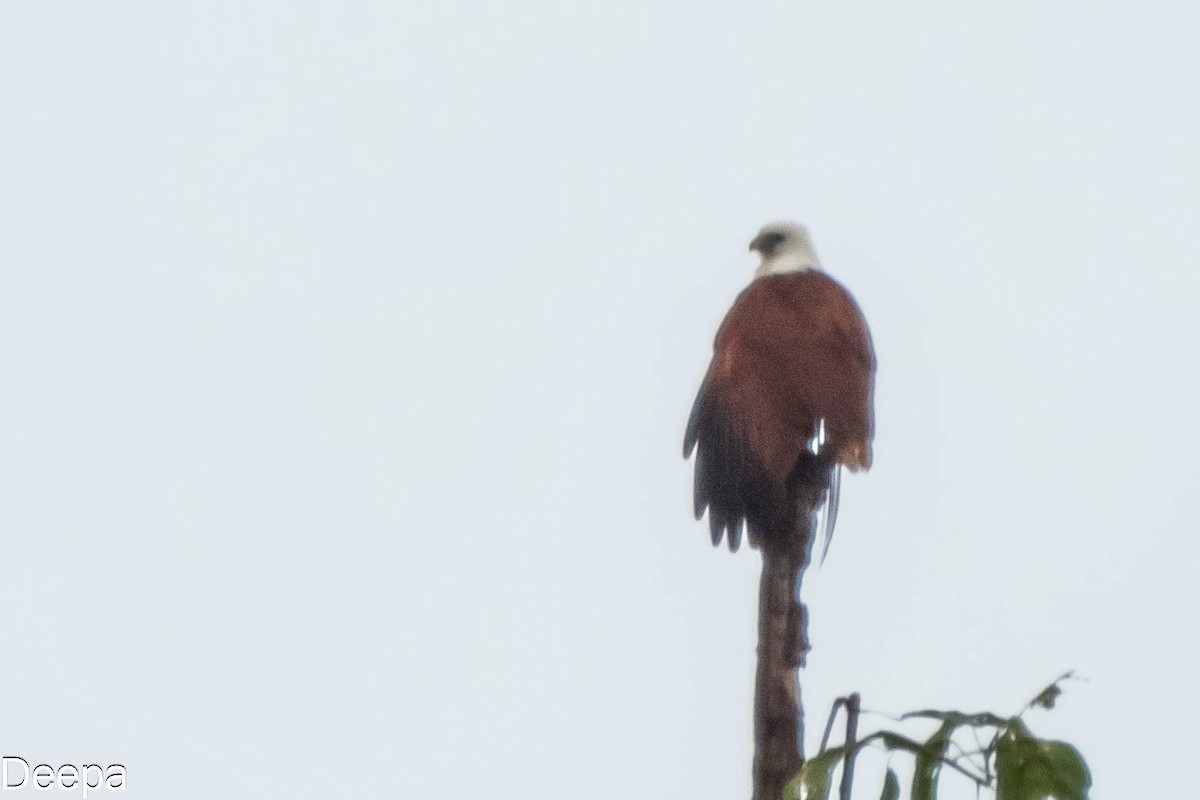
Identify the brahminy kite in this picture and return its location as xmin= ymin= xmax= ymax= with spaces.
xmin=684 ymin=222 xmax=875 ymax=554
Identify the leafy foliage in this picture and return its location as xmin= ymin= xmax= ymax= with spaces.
xmin=783 ymin=747 xmax=843 ymax=800
xmin=789 ymin=674 xmax=1090 ymax=800
xmin=1026 ymin=671 xmax=1074 ymax=712
xmin=910 ymin=720 xmax=955 ymax=800
xmin=996 ymin=720 xmax=1090 ymax=800
xmin=878 ymin=768 xmax=900 ymax=800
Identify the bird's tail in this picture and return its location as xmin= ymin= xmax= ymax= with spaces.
xmin=783 ymin=452 xmax=837 ymax=558
xmin=817 ymin=464 xmax=842 ymax=565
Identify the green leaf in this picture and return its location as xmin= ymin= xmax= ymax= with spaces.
xmin=1040 ymin=740 xmax=1091 ymax=797
xmin=911 ymin=720 xmax=956 ymax=800
xmin=878 ymin=768 xmax=900 ymax=800
xmin=995 ymin=719 xmax=1091 ymax=800
xmin=995 ymin=727 xmax=1026 ymax=800
xmin=783 ymin=748 xmax=843 ymax=800
xmin=1029 ymin=684 xmax=1062 ymax=711
xmin=1027 ymin=671 xmax=1075 ymax=711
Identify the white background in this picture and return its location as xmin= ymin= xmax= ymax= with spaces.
xmin=2 ymin=2 xmax=1197 ymax=798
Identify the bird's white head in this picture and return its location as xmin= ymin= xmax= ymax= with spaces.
xmin=749 ymin=221 xmax=822 ymax=277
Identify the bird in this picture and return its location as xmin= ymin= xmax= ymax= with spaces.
xmin=683 ymin=221 xmax=876 ymax=800
xmin=683 ymin=221 xmax=876 ymax=556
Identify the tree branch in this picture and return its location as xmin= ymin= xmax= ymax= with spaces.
xmin=818 ymin=697 xmax=848 ymax=754
xmin=838 ymin=693 xmax=861 ymax=800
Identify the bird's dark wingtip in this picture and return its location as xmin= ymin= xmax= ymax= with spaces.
xmin=683 ymin=379 xmax=708 ymax=459
xmin=727 ymin=520 xmax=743 ymax=552
xmin=708 ymin=511 xmax=724 ymax=548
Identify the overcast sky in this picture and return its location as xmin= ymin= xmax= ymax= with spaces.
xmin=2 ymin=2 xmax=1198 ymax=798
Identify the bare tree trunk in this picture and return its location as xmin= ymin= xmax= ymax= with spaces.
xmin=752 ymin=532 xmax=811 ymax=799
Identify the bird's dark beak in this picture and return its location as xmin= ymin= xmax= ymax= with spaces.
xmin=749 ymin=232 xmax=782 ymax=255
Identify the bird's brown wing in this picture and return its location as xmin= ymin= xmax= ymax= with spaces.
xmin=685 ymin=272 xmax=875 ymax=550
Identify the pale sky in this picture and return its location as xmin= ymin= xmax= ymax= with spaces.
xmin=2 ymin=2 xmax=1198 ymax=798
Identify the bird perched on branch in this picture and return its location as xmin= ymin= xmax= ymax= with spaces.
xmin=683 ymin=222 xmax=876 ymax=800
xmin=684 ymin=221 xmax=876 ymax=556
